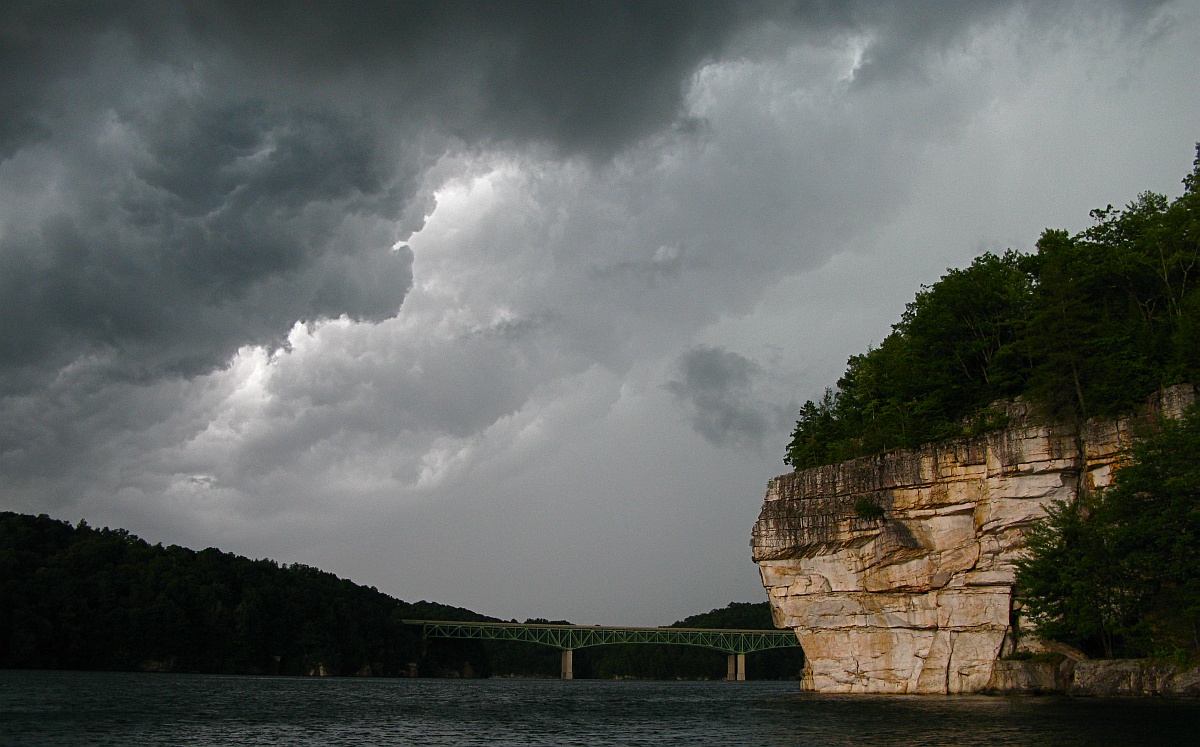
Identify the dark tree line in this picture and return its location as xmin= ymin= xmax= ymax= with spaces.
xmin=786 ymin=144 xmax=1200 ymax=471
xmin=0 ymin=512 xmax=796 ymax=678
xmin=0 ymin=512 xmax=489 ymax=676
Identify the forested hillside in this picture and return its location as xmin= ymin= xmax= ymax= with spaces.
xmin=0 ymin=511 xmax=488 ymax=676
xmin=786 ymin=145 xmax=1200 ymax=470
xmin=0 ymin=512 xmax=794 ymax=678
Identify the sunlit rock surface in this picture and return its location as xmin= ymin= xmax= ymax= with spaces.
xmin=752 ymin=385 xmax=1195 ymax=694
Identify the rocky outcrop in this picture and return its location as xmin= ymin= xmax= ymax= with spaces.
xmin=987 ymin=658 xmax=1200 ymax=697
xmin=752 ymin=385 xmax=1195 ymax=694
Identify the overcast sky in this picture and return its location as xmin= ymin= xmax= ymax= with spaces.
xmin=2 ymin=0 xmax=1197 ymax=625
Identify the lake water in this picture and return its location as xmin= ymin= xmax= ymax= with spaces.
xmin=2 ymin=670 xmax=1198 ymax=746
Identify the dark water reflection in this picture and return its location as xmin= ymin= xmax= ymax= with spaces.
xmin=1 ymin=670 xmax=1197 ymax=746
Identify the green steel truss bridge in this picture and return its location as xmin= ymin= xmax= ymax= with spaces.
xmin=404 ymin=620 xmax=802 ymax=680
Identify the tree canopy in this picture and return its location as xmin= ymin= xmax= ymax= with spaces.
xmin=785 ymin=144 xmax=1200 ymax=470
xmin=0 ymin=511 xmax=487 ymax=676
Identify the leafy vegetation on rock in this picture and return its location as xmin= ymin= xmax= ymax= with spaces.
xmin=786 ymin=145 xmax=1200 ymax=470
xmin=853 ymin=497 xmax=886 ymax=521
xmin=1016 ymin=404 xmax=1200 ymax=661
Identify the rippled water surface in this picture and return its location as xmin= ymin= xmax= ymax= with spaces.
xmin=2 ymin=670 xmax=1198 ymax=746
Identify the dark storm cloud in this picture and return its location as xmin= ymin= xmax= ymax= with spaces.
xmin=191 ymin=0 xmax=755 ymax=156
xmin=667 ymin=345 xmax=789 ymax=449
xmin=0 ymin=99 xmax=414 ymax=387
xmin=1 ymin=0 xmax=1166 ymax=394
xmin=0 ymin=0 xmax=773 ymax=393
xmin=1 ymin=0 xmax=764 ymax=162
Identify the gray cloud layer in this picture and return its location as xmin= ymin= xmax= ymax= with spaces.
xmin=1 ymin=0 xmax=768 ymax=391
xmin=668 ymin=345 xmax=794 ymax=449
xmin=1 ymin=0 xmax=1193 ymax=622
xmin=1 ymin=0 xmax=1168 ymax=389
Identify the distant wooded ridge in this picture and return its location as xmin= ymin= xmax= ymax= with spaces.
xmin=0 ymin=512 xmax=800 ymax=679
xmin=786 ymin=144 xmax=1200 ymax=471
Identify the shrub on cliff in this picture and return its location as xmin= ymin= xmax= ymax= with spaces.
xmin=786 ymin=144 xmax=1200 ymax=471
xmin=1015 ymin=405 xmax=1200 ymax=660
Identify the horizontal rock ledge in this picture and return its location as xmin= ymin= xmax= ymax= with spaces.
xmin=753 ymin=385 xmax=1196 ymax=695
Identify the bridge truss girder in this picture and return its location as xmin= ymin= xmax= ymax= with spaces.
xmin=405 ymin=620 xmax=801 ymax=655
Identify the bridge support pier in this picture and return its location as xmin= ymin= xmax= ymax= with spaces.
xmin=727 ymin=653 xmax=745 ymax=681
xmin=561 ymin=649 xmax=574 ymax=680
xmin=408 ymin=620 xmax=802 ymax=680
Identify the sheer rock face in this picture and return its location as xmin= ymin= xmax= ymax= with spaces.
xmin=752 ymin=385 xmax=1195 ymax=694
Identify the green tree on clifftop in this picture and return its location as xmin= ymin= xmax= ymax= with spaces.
xmin=786 ymin=144 xmax=1200 ymax=470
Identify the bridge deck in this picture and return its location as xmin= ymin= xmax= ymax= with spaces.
xmin=404 ymin=619 xmax=801 ymax=654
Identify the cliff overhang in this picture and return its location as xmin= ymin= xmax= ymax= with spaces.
xmin=752 ymin=384 xmax=1196 ymax=694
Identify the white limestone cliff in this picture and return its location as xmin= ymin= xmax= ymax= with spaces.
xmin=752 ymin=384 xmax=1195 ymax=694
